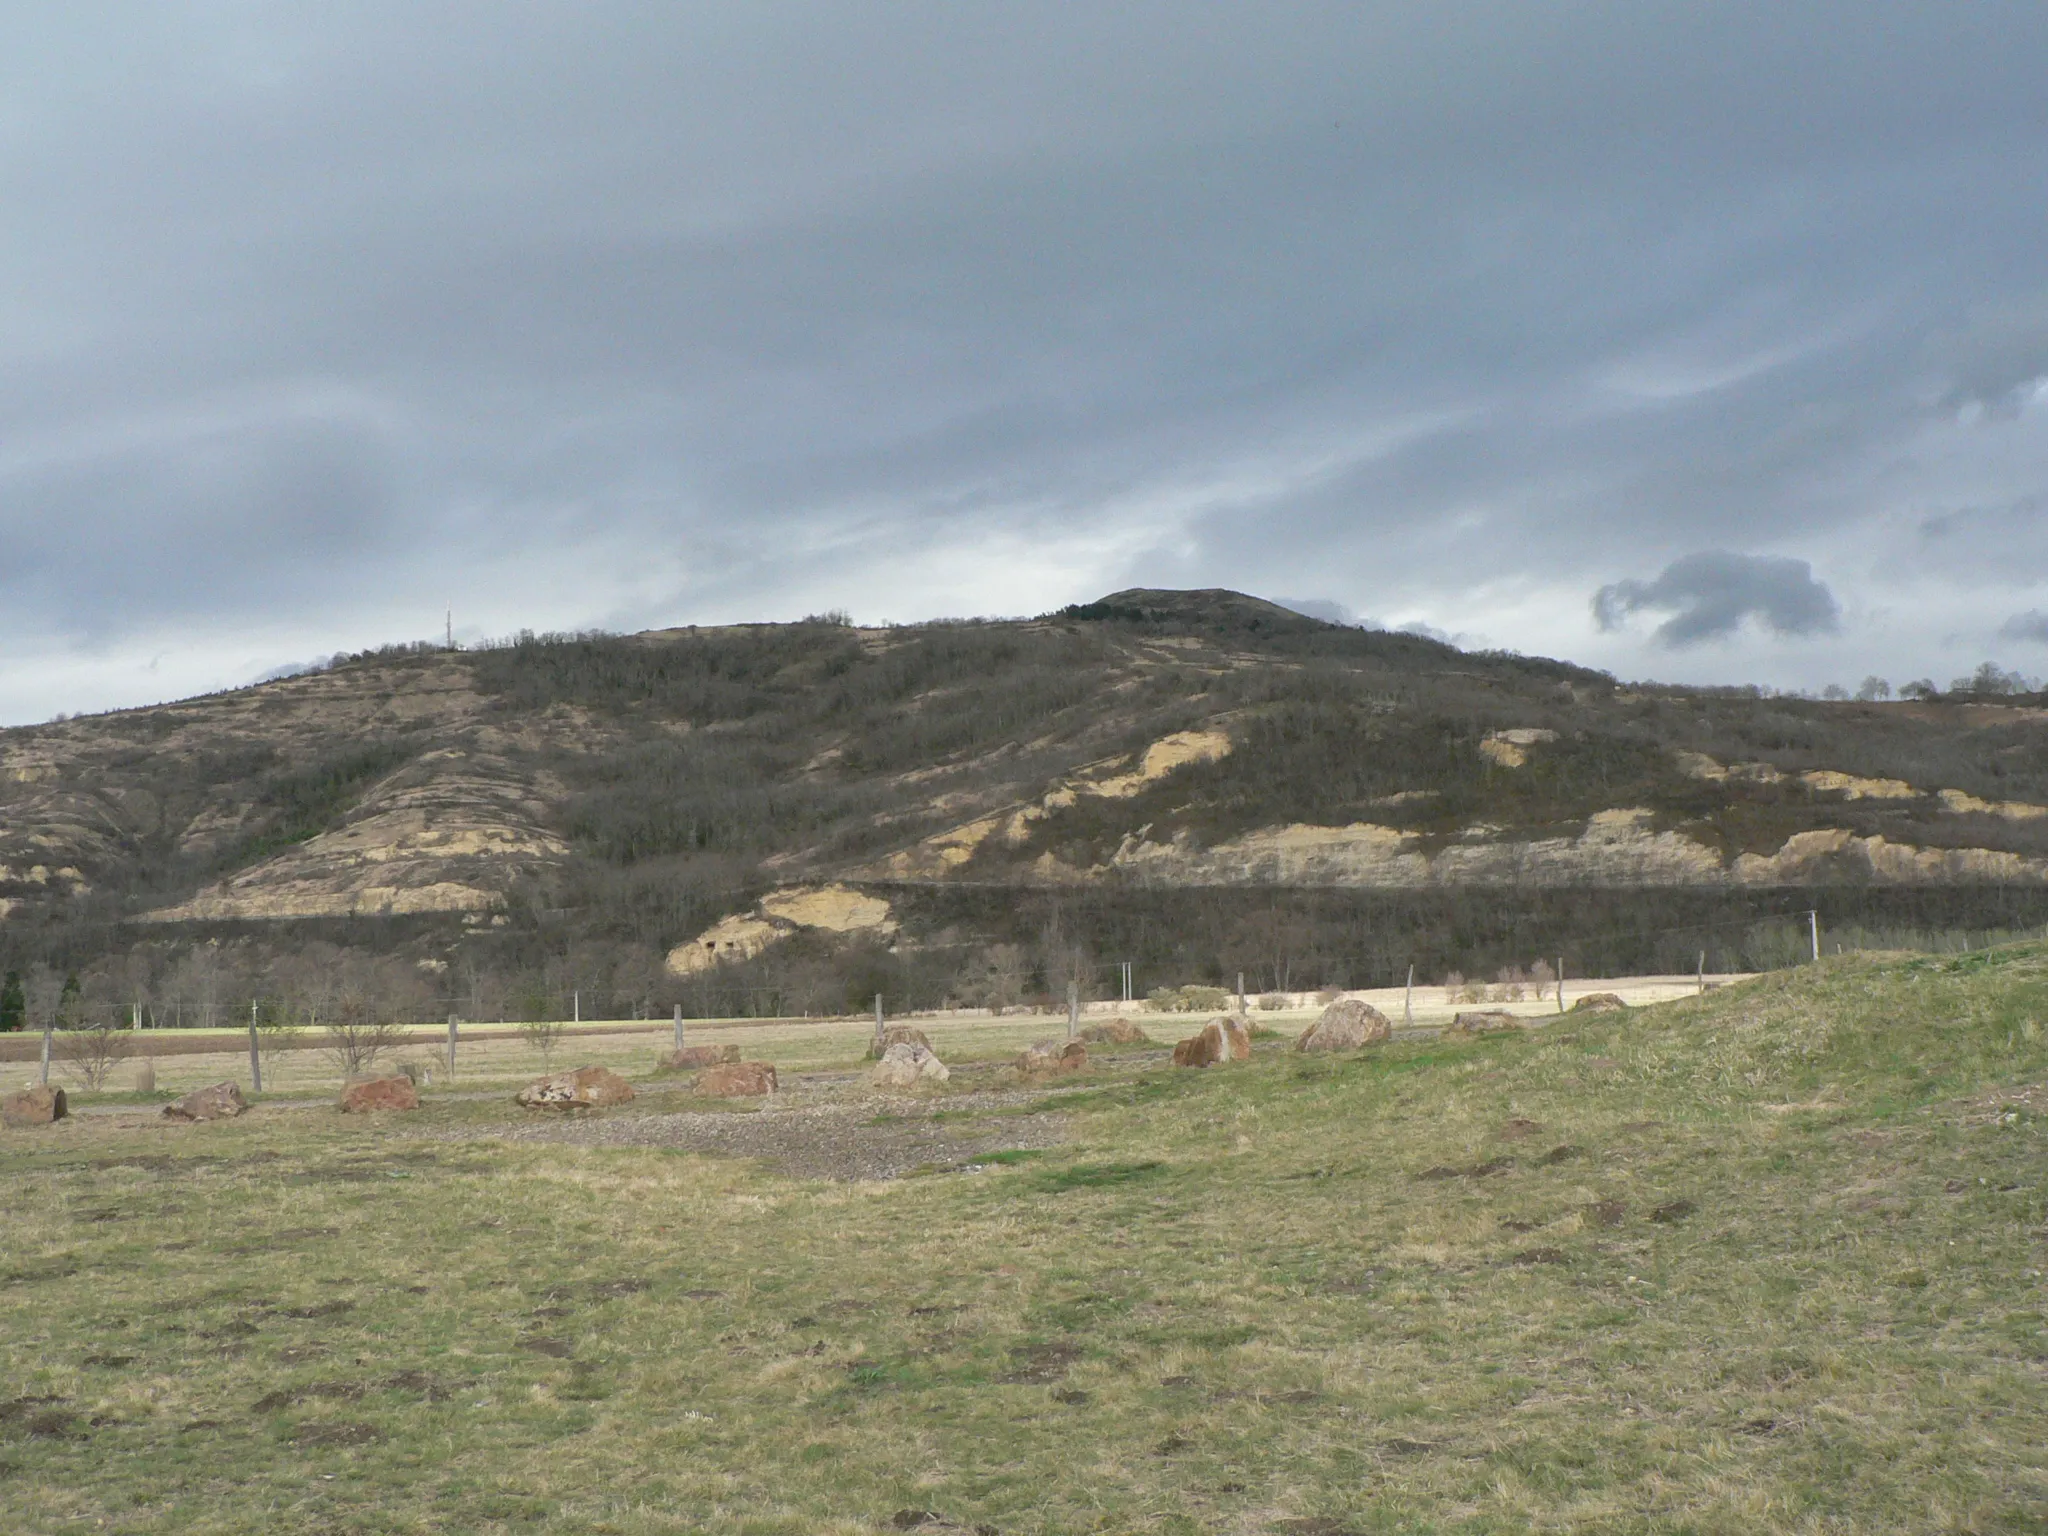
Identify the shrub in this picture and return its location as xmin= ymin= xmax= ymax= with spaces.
xmin=1146 ymin=985 xmax=1230 ymax=1013
xmin=1256 ymin=993 xmax=1290 ymax=1011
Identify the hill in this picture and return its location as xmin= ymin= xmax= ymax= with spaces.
xmin=4 ymin=590 xmax=2048 ymax=1024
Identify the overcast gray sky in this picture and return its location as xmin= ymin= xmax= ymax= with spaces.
xmin=5 ymin=2 xmax=2048 ymax=722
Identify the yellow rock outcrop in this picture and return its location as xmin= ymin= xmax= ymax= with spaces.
xmin=872 ymin=728 xmax=1233 ymax=879
xmin=666 ymin=883 xmax=898 ymax=976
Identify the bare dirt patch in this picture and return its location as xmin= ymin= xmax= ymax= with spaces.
xmin=425 ymin=1089 xmax=1068 ymax=1180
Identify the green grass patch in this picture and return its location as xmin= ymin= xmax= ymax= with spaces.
xmin=4 ymin=946 xmax=2048 ymax=1532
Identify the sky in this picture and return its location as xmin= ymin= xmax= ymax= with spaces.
xmin=6 ymin=2 xmax=2048 ymax=723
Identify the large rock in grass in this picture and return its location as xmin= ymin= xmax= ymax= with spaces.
xmin=695 ymin=1061 xmax=778 ymax=1097
xmin=865 ymin=1025 xmax=932 ymax=1061
xmin=1078 ymin=1017 xmax=1149 ymax=1045
xmin=1 ymin=1084 xmax=66 ymax=1127
xmin=1172 ymin=1017 xmax=1252 ymax=1068
xmin=1018 ymin=1039 xmax=1088 ymax=1074
xmin=1569 ymin=992 xmax=1629 ymax=1014
xmin=1445 ymin=1009 xmax=1525 ymax=1036
xmin=662 ymin=1043 xmax=741 ymax=1070
xmin=1295 ymin=998 xmax=1392 ymax=1052
xmin=516 ymin=1065 xmax=636 ymax=1110
xmin=163 ymin=1082 xmax=248 ymax=1121
xmin=872 ymin=1042 xmax=949 ymax=1088
xmin=339 ymin=1076 xmax=419 ymax=1113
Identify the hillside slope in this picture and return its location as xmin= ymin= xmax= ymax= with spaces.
xmin=4 ymin=589 xmax=2048 ymax=1020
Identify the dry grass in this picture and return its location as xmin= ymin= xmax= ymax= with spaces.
xmin=3 ymin=951 xmax=2045 ymax=1533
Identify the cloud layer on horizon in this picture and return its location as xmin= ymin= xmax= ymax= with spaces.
xmin=4 ymin=3 xmax=2048 ymax=722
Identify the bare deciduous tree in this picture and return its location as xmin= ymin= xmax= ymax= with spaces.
xmin=323 ymin=994 xmax=408 ymax=1080
xmin=57 ymin=1012 xmax=131 ymax=1090
xmin=519 ymin=1015 xmax=566 ymax=1069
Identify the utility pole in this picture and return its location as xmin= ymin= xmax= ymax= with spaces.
xmin=248 ymin=1001 xmax=263 ymax=1094
xmin=446 ymin=605 xmax=454 ymax=649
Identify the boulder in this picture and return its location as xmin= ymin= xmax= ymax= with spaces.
xmin=865 ymin=1025 xmax=933 ymax=1060
xmin=872 ymin=1042 xmax=949 ymax=1088
xmin=695 ymin=1061 xmax=779 ymax=1097
xmin=1446 ymin=1009 xmax=1525 ymax=1036
xmin=163 ymin=1082 xmax=248 ymax=1121
xmin=661 ymin=1043 xmax=741 ymax=1070
xmin=339 ymin=1076 xmax=420 ymax=1113
xmin=515 ymin=1065 xmax=636 ymax=1110
xmin=1078 ymin=1017 xmax=1150 ymax=1045
xmin=1569 ymin=992 xmax=1629 ymax=1014
xmin=1172 ymin=1017 xmax=1252 ymax=1068
xmin=1294 ymin=998 xmax=1392 ymax=1052
xmin=1017 ymin=1039 xmax=1088 ymax=1074
xmin=1 ymin=1084 xmax=66 ymax=1128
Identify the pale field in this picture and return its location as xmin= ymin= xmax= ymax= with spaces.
xmin=29 ymin=976 xmax=1739 ymax=1104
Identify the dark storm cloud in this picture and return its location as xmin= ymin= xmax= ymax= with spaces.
xmin=2001 ymin=611 xmax=2048 ymax=646
xmin=1593 ymin=553 xmax=1841 ymax=647
xmin=3 ymin=3 xmax=2048 ymax=717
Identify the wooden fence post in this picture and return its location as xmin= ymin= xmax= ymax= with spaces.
xmin=873 ymin=994 xmax=884 ymax=1051
xmin=248 ymin=1003 xmax=263 ymax=1095
xmin=673 ymin=1003 xmax=684 ymax=1054
xmin=1067 ymin=981 xmax=1079 ymax=1041
xmin=1556 ymin=957 xmax=1565 ymax=1014
xmin=1404 ymin=965 xmax=1414 ymax=1029
xmin=447 ymin=1015 xmax=458 ymax=1077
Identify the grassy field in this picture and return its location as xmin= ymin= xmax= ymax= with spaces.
xmin=2 ymin=952 xmax=2045 ymax=1533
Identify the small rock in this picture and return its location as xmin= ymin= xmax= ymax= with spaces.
xmin=1 ymin=1084 xmax=67 ymax=1128
xmin=696 ymin=1061 xmax=779 ymax=1097
xmin=1294 ymin=998 xmax=1391 ymax=1052
xmin=1172 ymin=1017 xmax=1252 ymax=1068
xmin=1569 ymin=992 xmax=1628 ymax=1013
xmin=163 ymin=1082 xmax=248 ymax=1121
xmin=1077 ymin=1017 xmax=1150 ymax=1045
xmin=872 ymin=1043 xmax=948 ymax=1088
xmin=338 ymin=1076 xmax=419 ymax=1113
xmin=865 ymin=1025 xmax=933 ymax=1060
xmin=1017 ymin=1040 xmax=1088 ymax=1074
xmin=514 ymin=1066 xmax=636 ymax=1111
xmin=661 ymin=1043 xmax=741 ymax=1070
xmin=1445 ymin=1009 xmax=1524 ymax=1036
